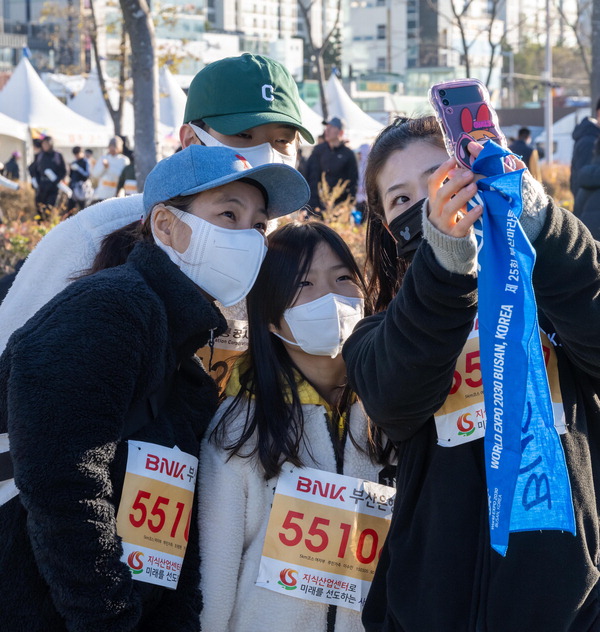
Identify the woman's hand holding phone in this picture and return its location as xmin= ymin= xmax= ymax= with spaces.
xmin=427 ymin=156 xmax=482 ymax=238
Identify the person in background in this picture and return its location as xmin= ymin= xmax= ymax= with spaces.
xmin=117 ymin=155 xmax=137 ymax=197
xmin=68 ymin=146 xmax=92 ymax=213
xmin=31 ymin=136 xmax=67 ymax=219
xmin=295 ymin=146 xmax=308 ymax=177
xmin=306 ymin=117 xmax=358 ymax=217
xmin=28 ymin=138 xmax=42 ymax=190
xmin=91 ymin=136 xmax=130 ymax=203
xmin=2 ymin=151 xmax=20 ymax=181
xmin=84 ymin=148 xmax=95 ymax=171
xmin=570 ymin=97 xmax=600 ymax=198
xmin=0 ymin=53 xmax=314 ymax=356
xmin=0 ymin=144 xmax=309 ymax=631
xmin=508 ymin=127 xmax=542 ymax=181
xmin=199 ymin=221 xmax=394 ymax=632
xmin=343 ymin=116 xmax=600 ymax=632
xmin=573 ymin=135 xmax=600 ymax=238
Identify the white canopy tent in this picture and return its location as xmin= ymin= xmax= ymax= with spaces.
xmin=0 ymin=57 xmax=112 ymax=153
xmin=298 ymin=97 xmax=324 ymax=146
xmin=67 ymin=71 xmax=136 ymax=143
xmin=159 ymin=66 xmax=187 ymax=133
xmin=42 ymin=72 xmax=86 ymax=100
xmin=313 ymin=74 xmax=384 ymax=148
xmin=68 ymin=70 xmax=180 ymax=153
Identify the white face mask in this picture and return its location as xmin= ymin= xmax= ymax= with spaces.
xmin=152 ymin=206 xmax=267 ymax=307
xmin=272 ymin=293 xmax=365 ymax=358
xmin=190 ymin=123 xmax=297 ymax=168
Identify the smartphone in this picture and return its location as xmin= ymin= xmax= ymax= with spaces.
xmin=428 ymin=78 xmax=507 ymax=169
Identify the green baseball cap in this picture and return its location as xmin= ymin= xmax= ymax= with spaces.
xmin=183 ymin=53 xmax=314 ymax=144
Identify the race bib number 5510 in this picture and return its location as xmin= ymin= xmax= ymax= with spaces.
xmin=256 ymin=466 xmax=395 ymax=612
xmin=116 ymin=441 xmax=198 ymax=589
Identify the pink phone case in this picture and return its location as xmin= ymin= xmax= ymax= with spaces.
xmin=428 ymin=78 xmax=506 ymax=169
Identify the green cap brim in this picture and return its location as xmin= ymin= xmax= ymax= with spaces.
xmin=202 ymin=110 xmax=315 ymax=145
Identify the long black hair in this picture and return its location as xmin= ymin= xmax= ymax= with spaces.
xmin=364 ymin=116 xmax=445 ymax=312
xmin=213 ymin=221 xmax=393 ymax=479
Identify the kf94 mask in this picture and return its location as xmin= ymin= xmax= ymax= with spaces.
xmin=152 ymin=206 xmax=267 ymax=307
xmin=273 ymin=293 xmax=365 ymax=358
xmin=190 ymin=123 xmax=297 ymax=168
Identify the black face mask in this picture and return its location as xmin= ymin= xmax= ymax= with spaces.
xmin=388 ymin=198 xmax=425 ymax=259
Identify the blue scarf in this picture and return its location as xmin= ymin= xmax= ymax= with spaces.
xmin=470 ymin=142 xmax=575 ymax=556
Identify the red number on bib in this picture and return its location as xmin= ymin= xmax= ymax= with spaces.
xmin=450 ymin=371 xmax=462 ymax=395
xmin=129 ymin=490 xmax=151 ymax=528
xmin=337 ymin=522 xmax=352 ymax=558
xmin=356 ymin=528 xmax=378 ymax=564
xmin=148 ymin=496 xmax=169 ymax=533
xmin=279 ymin=511 xmax=304 ymax=547
xmin=305 ymin=517 xmax=330 ymax=553
xmin=465 ymin=351 xmax=482 ymax=388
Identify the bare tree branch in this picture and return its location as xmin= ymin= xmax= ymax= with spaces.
xmin=298 ymin=0 xmax=344 ymax=119
xmin=554 ymin=0 xmax=591 ymax=80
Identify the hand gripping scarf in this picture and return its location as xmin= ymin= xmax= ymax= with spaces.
xmin=469 ymin=141 xmax=575 ymax=556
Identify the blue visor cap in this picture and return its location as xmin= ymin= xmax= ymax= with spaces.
xmin=143 ymin=145 xmax=309 ymax=218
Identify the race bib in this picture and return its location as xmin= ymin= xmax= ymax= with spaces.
xmin=256 ymin=466 xmax=395 ymax=612
xmin=196 ymin=319 xmax=248 ymax=392
xmin=434 ymin=317 xmax=565 ymax=447
xmin=116 ymin=441 xmax=198 ymax=589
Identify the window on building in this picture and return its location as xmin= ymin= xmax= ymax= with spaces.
xmin=376 ymin=24 xmax=386 ymax=39
xmin=377 ymin=56 xmax=386 ymax=70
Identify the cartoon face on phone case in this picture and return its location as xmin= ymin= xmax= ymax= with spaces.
xmin=428 ymin=79 xmax=506 ymax=169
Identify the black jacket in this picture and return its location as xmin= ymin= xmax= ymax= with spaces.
xmin=573 ymin=153 xmax=600 ymax=239
xmin=344 ymin=204 xmax=600 ymax=632
xmin=69 ymin=156 xmax=90 ymax=185
xmin=306 ymin=142 xmax=358 ymax=210
xmin=32 ymin=149 xmax=67 ymax=205
xmin=570 ymin=117 xmax=600 ymax=196
xmin=0 ymin=241 xmax=227 ymax=631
